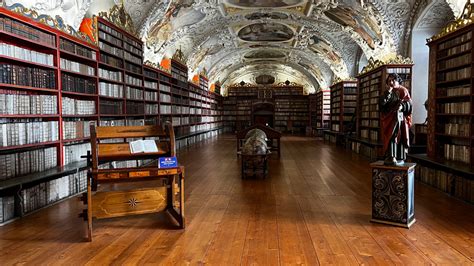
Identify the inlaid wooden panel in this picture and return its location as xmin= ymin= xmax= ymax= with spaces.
xmin=91 ymin=187 xmax=167 ymax=219
xmin=95 ymin=125 xmax=167 ymax=139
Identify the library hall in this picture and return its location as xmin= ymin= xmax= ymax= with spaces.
xmin=1 ymin=0 xmax=474 ymax=265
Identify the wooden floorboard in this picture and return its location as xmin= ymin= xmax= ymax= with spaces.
xmin=0 ymin=135 xmax=473 ymax=265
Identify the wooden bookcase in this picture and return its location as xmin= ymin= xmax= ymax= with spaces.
xmin=330 ymin=81 xmax=357 ymax=133
xmin=408 ymin=20 xmax=473 ymax=204
xmin=223 ymin=85 xmax=309 ymax=134
xmin=348 ymin=63 xmax=412 ymax=160
xmin=0 ymin=8 xmax=224 ymax=224
xmin=309 ymin=90 xmax=330 ymax=136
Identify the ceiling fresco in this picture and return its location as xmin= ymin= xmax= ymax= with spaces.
xmin=14 ymin=0 xmax=465 ymax=95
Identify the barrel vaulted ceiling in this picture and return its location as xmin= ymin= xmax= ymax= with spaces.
xmin=5 ymin=0 xmax=462 ymax=94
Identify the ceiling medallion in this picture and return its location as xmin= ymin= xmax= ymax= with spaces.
xmin=428 ymin=0 xmax=474 ymax=42
xmin=225 ymin=0 xmax=305 ymax=8
xmin=238 ymin=23 xmax=294 ymax=42
xmin=98 ymin=0 xmax=137 ymax=38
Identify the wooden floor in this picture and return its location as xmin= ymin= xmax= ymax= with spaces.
xmin=1 ymin=135 xmax=473 ymax=265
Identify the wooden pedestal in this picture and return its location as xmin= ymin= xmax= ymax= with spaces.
xmin=370 ymin=161 xmax=416 ymax=228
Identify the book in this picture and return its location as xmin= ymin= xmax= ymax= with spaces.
xmin=129 ymin=139 xmax=158 ymax=154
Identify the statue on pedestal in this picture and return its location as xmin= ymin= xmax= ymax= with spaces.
xmin=380 ymin=73 xmax=413 ymax=165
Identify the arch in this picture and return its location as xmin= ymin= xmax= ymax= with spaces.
xmin=409 ymin=0 xmax=454 ymax=124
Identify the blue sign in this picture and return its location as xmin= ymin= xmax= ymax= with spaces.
xmin=159 ymin=156 xmax=178 ymax=168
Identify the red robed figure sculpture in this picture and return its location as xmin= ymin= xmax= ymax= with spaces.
xmin=380 ymin=73 xmax=412 ymax=165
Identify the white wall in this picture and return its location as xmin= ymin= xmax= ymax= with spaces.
xmin=410 ymin=27 xmax=443 ymax=124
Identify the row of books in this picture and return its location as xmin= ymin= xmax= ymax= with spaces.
xmin=21 ymin=170 xmax=87 ymax=214
xmin=63 ymin=143 xmax=90 ymax=165
xmin=126 ymin=87 xmax=144 ymax=100
xmin=361 ymin=119 xmax=379 ymax=127
xmin=360 ymin=129 xmax=378 ymax=140
xmin=438 ymin=31 xmax=472 ymax=50
xmin=123 ymin=42 xmax=142 ymax=56
xmin=98 ymin=30 xmax=121 ymax=47
xmin=126 ymin=102 xmax=144 ymax=114
xmin=126 ymin=75 xmax=142 ymax=87
xmin=0 ymin=93 xmax=57 ymax=115
xmin=0 ymin=120 xmax=58 ymax=147
xmin=100 ymin=53 xmax=123 ymax=68
xmin=361 ymin=105 xmax=379 ymax=111
xmin=60 ymin=58 xmax=95 ymax=76
xmin=0 ymin=147 xmax=57 ymax=180
xmin=144 ymin=80 xmax=158 ymax=90
xmin=0 ymin=42 xmax=54 ymax=66
xmin=438 ymin=84 xmax=471 ymax=97
xmin=144 ymin=91 xmax=158 ymax=101
xmin=360 ymin=112 xmax=379 ymax=118
xmin=60 ymin=38 xmax=96 ymax=60
xmin=99 ymin=41 xmax=123 ymax=57
xmin=0 ymin=196 xmax=14 ymax=223
xmin=62 ymin=97 xmax=96 ymax=115
xmin=62 ymin=73 xmax=96 ymax=94
xmin=437 ymin=53 xmax=471 ymax=70
xmin=145 ymin=104 xmax=159 ymax=115
xmin=436 ymin=67 xmax=471 ymax=82
xmin=99 ymin=82 xmax=123 ymax=98
xmin=99 ymin=68 xmax=122 ymax=82
xmin=63 ymin=120 xmax=95 ymax=140
xmin=0 ymin=63 xmax=56 ymax=89
xmin=442 ymin=122 xmax=470 ymax=136
xmin=98 ymin=22 xmax=122 ymax=38
xmin=438 ymin=42 xmax=471 ymax=59
xmin=0 ymin=16 xmax=56 ymax=47
xmin=442 ymin=143 xmax=471 ymax=164
xmin=125 ymin=62 xmax=142 ymax=74
xmin=438 ymin=102 xmax=471 ymax=114
xmin=99 ymin=100 xmax=122 ymax=114
xmin=124 ymin=51 xmax=141 ymax=65
xmin=415 ymin=165 xmax=473 ymax=204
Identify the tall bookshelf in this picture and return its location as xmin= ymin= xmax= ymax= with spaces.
xmin=309 ymin=90 xmax=330 ymax=136
xmin=408 ymin=18 xmax=473 ymax=204
xmin=0 ymin=8 xmax=97 ymax=224
xmin=330 ymin=81 xmax=357 ymax=133
xmin=223 ymin=85 xmax=309 ymax=134
xmin=347 ymin=63 xmax=412 ymax=159
xmin=96 ymin=17 xmax=145 ymax=127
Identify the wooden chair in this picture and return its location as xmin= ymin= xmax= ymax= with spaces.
xmin=80 ymin=124 xmax=184 ymax=241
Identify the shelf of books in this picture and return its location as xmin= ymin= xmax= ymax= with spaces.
xmin=223 ymin=86 xmax=258 ymax=132
xmin=223 ymin=85 xmax=309 ymax=134
xmin=408 ymin=22 xmax=473 ymax=204
xmin=309 ymin=90 xmax=330 ymax=137
xmin=0 ymin=8 xmax=95 ymax=224
xmin=166 ymin=61 xmax=223 ymax=150
xmin=346 ymin=63 xmax=412 ymax=160
xmin=274 ymin=86 xmax=309 ymax=134
xmin=97 ymin=16 xmax=146 ymax=129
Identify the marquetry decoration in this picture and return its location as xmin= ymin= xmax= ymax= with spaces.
xmin=359 ymin=55 xmax=413 ymax=75
xmin=1 ymin=2 xmax=96 ymax=44
xmin=98 ymin=0 xmax=137 ymax=38
xmin=428 ymin=0 xmax=474 ymax=43
xmin=370 ymin=162 xmax=416 ymax=228
xmin=91 ymin=188 xmax=167 ymax=219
